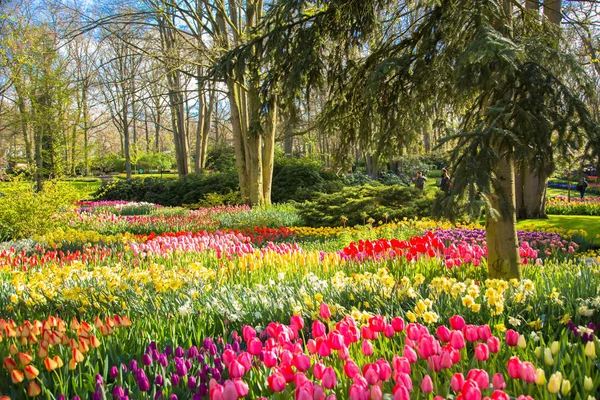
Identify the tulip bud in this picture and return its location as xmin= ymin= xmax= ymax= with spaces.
xmin=517 ymin=335 xmax=527 ymax=349
xmin=544 ymin=347 xmax=554 ymax=366
xmin=534 ymin=346 xmax=542 ymax=358
xmin=547 ymin=372 xmax=562 ymax=394
xmin=584 ymin=376 xmax=594 ymax=392
xmin=585 ymin=341 xmax=596 ymax=359
xmin=492 ymin=373 xmax=506 ymax=390
xmin=550 ymin=341 xmax=560 ymax=355
xmin=421 ymin=375 xmax=433 ymax=393
xmin=535 ymin=369 xmax=546 ymax=386
xmin=561 ymin=379 xmax=571 ymax=396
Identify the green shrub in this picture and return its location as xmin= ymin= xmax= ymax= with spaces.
xmin=186 ymin=191 xmax=243 ymax=208
xmin=206 ymin=145 xmax=237 ymax=172
xmin=271 ymin=158 xmax=344 ymax=203
xmin=94 ymin=171 xmax=240 ymax=206
xmin=0 ymin=180 xmax=79 ymax=240
xmin=297 ymin=184 xmax=435 ymax=227
xmin=216 ymin=204 xmax=304 ymax=229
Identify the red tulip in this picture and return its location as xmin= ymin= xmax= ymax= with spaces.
xmin=450 ymin=315 xmax=466 ymax=330
xmin=505 ymin=330 xmax=519 ymax=347
xmin=451 ymin=373 xmax=465 ymax=392
xmin=487 ymin=336 xmax=500 ymax=353
xmin=391 ymin=317 xmax=405 ymax=332
xmin=449 ymin=330 xmax=465 ymax=349
xmin=436 ymin=325 xmax=451 ymax=342
xmin=248 ymin=338 xmax=262 ymax=356
xmin=368 ymin=316 xmax=386 ymax=333
xmin=268 ymin=372 xmax=287 ymax=392
xmin=491 ymin=390 xmax=510 ymax=400
xmin=290 ymin=315 xmax=304 ymax=330
xmin=507 ymin=356 xmax=521 ymax=379
xmin=422 ymin=374 xmax=434 ymax=393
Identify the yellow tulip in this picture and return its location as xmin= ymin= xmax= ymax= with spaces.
xmin=547 ymin=372 xmax=562 ymax=394
xmin=561 ymin=379 xmax=571 ymax=396
xmin=517 ymin=335 xmax=527 ymax=349
xmin=550 ymin=341 xmax=559 ymax=355
xmin=584 ymin=376 xmax=594 ymax=392
xmin=544 ymin=347 xmax=554 ymax=366
xmin=535 ymin=369 xmax=546 ymax=386
xmin=585 ymin=340 xmax=596 ymax=359
xmin=535 ymin=346 xmax=542 ymax=358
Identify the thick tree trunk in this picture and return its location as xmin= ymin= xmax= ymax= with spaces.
xmin=486 ymin=151 xmax=521 ymax=279
xmin=200 ymin=90 xmax=215 ymax=170
xmin=366 ymin=154 xmax=379 ymax=180
xmin=515 ymin=164 xmax=548 ymax=220
xmin=226 ymin=79 xmax=250 ymax=202
xmin=543 ymin=0 xmax=562 ymax=24
xmin=16 ymin=94 xmax=33 ymax=166
xmin=195 ymin=76 xmax=206 ymax=175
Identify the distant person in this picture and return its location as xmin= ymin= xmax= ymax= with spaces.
xmin=413 ymin=171 xmax=427 ymax=191
xmin=440 ymin=168 xmax=450 ymax=194
xmin=576 ymin=177 xmax=588 ymax=199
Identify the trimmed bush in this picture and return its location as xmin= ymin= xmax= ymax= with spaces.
xmin=271 ymin=157 xmax=343 ymax=203
xmin=297 ymin=183 xmax=435 ymax=227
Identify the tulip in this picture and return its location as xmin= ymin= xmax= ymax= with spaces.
xmin=505 ymin=330 xmax=519 ymax=347
xmin=313 ymin=362 xmax=326 ymax=380
xmin=376 ymin=359 xmax=392 ymax=381
xmin=142 ymin=353 xmax=152 ymax=366
xmin=475 ymin=343 xmax=489 ymax=361
xmin=24 ymin=365 xmax=39 ymax=380
xmin=344 ymin=360 xmax=360 ymax=379
xmin=585 ymin=341 xmax=597 ymax=359
xmin=391 ymin=317 xmax=405 ymax=332
xmin=3 ymin=357 xmax=17 ymax=371
xmin=248 ymin=338 xmax=262 ymax=356
xmin=544 ymin=347 xmax=554 ymax=366
xmin=467 ymin=369 xmax=489 ymax=390
xmin=421 ymin=375 xmax=433 ymax=393
xmin=363 ymin=364 xmax=380 ymax=385
xmin=436 ymin=325 xmax=451 ymax=342
xmin=450 ymin=315 xmax=466 ymax=330
xmin=349 ymin=383 xmax=368 ymax=400
xmin=370 ymin=385 xmax=383 ymax=400
xmin=492 ymin=373 xmax=506 ymax=390
xmin=18 ymin=352 xmax=33 ymax=365
xmin=535 ymin=369 xmax=546 ymax=386
xmin=268 ymin=372 xmax=286 ymax=392
xmin=490 ymin=391 xmax=509 ymax=400
xmin=322 ymin=367 xmax=337 ymax=389
xmin=450 ymin=373 xmax=464 ymax=392
xmin=11 ymin=369 xmax=24 ymax=384
xmin=223 ymin=380 xmax=238 ymax=400
xmin=547 ymin=372 xmax=562 ymax=394
xmin=487 ymin=336 xmax=500 ymax=353
xmin=313 ymin=321 xmax=327 ymax=338
xmin=534 ymin=346 xmax=542 ymax=358
xmin=403 ymin=345 xmax=418 ymax=363
xmin=464 ymin=325 xmax=479 ymax=342
xmin=294 ymin=354 xmax=311 ymax=372
xmin=320 ymin=303 xmax=332 ymax=319
xmin=27 ymin=381 xmax=41 ymax=397
xmin=585 ymin=376 xmax=594 ymax=391
xmin=384 ymin=324 xmax=395 ymax=338
xmin=507 ymin=357 xmax=521 ymax=379
xmin=290 ymin=315 xmax=304 ymax=330
xmin=520 ymin=362 xmax=536 ymax=383
xmin=478 ymin=325 xmax=492 ymax=341
xmin=517 ymin=335 xmax=527 ymax=349
xmin=550 ymin=341 xmax=560 ymax=355
xmin=561 ymin=379 xmax=571 ymax=396
xmin=361 ymin=340 xmax=373 ymax=356
xmin=449 ymin=330 xmax=465 ymax=349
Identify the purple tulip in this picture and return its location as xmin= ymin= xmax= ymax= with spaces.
xmin=232 ymin=341 xmax=240 ymax=352
xmin=92 ymin=392 xmax=102 ymax=400
xmin=154 ymin=390 xmax=163 ymax=400
xmin=158 ymin=354 xmax=168 ymax=367
xmin=212 ymin=370 xmax=221 ymax=381
xmin=187 ymin=346 xmax=199 ymax=358
xmin=73 ymin=397 xmax=81 ymax=400
xmin=188 ymin=376 xmax=197 ymax=390
xmin=192 ymin=394 xmax=202 ymax=400
xmin=175 ymin=358 xmax=188 ymax=376
xmin=110 ymin=366 xmax=119 ymax=379
xmin=142 ymin=353 xmax=152 ymax=366
xmin=165 ymin=345 xmax=173 ymax=356
xmin=138 ymin=376 xmax=150 ymax=392
xmin=171 ymin=374 xmax=180 ymax=386
xmin=175 ymin=346 xmax=185 ymax=358
xmin=155 ymin=374 xmax=164 ymax=387
xmin=170 ymin=395 xmax=178 ymax=400
xmin=198 ymin=383 xmax=208 ymax=396
xmin=113 ymin=386 xmax=125 ymax=399
xmin=58 ymin=396 xmax=66 ymax=400
xmin=129 ymin=360 xmax=138 ymax=371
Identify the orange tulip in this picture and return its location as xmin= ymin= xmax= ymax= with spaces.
xmin=47 ymin=316 xmax=57 ymax=327
xmin=11 ymin=369 xmax=24 ymax=384
xmin=70 ymin=318 xmax=80 ymax=331
xmin=0 ymin=319 xmax=7 ymax=330
xmin=3 ymin=356 xmax=17 ymax=370
xmin=5 ymin=325 xmax=17 ymax=337
xmin=68 ymin=358 xmax=77 ymax=370
xmin=94 ymin=317 xmax=103 ymax=329
xmin=80 ymin=321 xmax=92 ymax=332
xmin=79 ymin=339 xmax=89 ymax=353
xmin=19 ymin=336 xmax=27 ymax=346
xmin=27 ymin=381 xmax=41 ymax=397
xmin=37 ymin=346 xmax=48 ymax=359
xmin=44 ymin=357 xmax=58 ymax=371
xmin=32 ymin=320 xmax=42 ymax=335
xmin=21 ymin=325 xmax=30 ymax=337
xmin=17 ymin=352 xmax=33 ymax=366
xmin=90 ymin=336 xmax=101 ymax=348
xmin=56 ymin=319 xmax=66 ymax=332
xmin=9 ymin=344 xmax=18 ymax=355
xmin=1 ymin=395 xmax=12 ymax=400
xmin=120 ymin=316 xmax=132 ymax=327
xmin=73 ymin=348 xmax=84 ymax=363
xmin=53 ymin=355 xmax=64 ymax=368
xmin=24 ymin=364 xmax=39 ymax=380
xmin=105 ymin=317 xmax=115 ymax=327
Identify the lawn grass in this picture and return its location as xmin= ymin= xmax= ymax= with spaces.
xmin=517 ymin=215 xmax=600 ymax=243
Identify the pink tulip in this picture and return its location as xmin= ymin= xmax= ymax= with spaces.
xmin=376 ymin=359 xmax=392 ymax=381
xmin=294 ymin=372 xmax=309 ymax=388
xmin=293 ymin=354 xmax=311 ymax=372
xmin=344 ymin=360 xmax=361 ymax=379
xmin=210 ymin=382 xmax=224 ymax=400
xmin=478 ymin=325 xmax=492 ymax=341
xmin=222 ymin=380 xmax=238 ymax=400
xmin=451 ymin=373 xmax=465 ymax=392
xmin=449 ymin=330 xmax=465 ymax=349
xmin=248 ymin=338 xmax=262 ymax=356
xmin=363 ymin=364 xmax=380 ymax=385
xmin=233 ymin=379 xmax=248 ymax=397
xmin=281 ymin=350 xmax=293 ymax=366
xmin=491 ymin=391 xmax=510 ymax=400
xmin=295 ymin=384 xmax=313 ymax=400
xmin=313 ymin=385 xmax=326 ymax=400
xmin=222 ymin=349 xmax=236 ymax=368
xmin=317 ymin=339 xmax=332 ymax=357
xmin=403 ymin=345 xmax=418 ymax=363
xmin=505 ymin=330 xmax=519 ymax=347
xmin=474 ymin=343 xmax=489 ymax=361
xmin=467 ymin=369 xmax=489 ymax=390
xmin=421 ymin=375 xmax=433 ymax=393
xmin=329 ymin=332 xmax=345 ymax=350
xmin=242 ymin=325 xmax=256 ymax=343
xmin=492 ymin=373 xmax=506 ymax=390
xmin=391 ymin=317 xmax=405 ymax=332
xmin=263 ymin=351 xmax=277 ymax=368
xmin=313 ymin=362 xmax=325 ymax=380
xmin=238 ymin=352 xmax=252 ymax=371
xmin=348 ymin=383 xmax=368 ymax=400
xmin=396 ymin=372 xmax=412 ymax=390
xmin=337 ymin=346 xmax=350 ymax=360
xmin=450 ymin=315 xmax=466 ymax=330
xmin=267 ymin=372 xmax=286 ymax=392
xmin=361 ymin=340 xmax=374 ymax=356
xmin=312 ymin=321 xmax=326 ymax=338
xmin=307 ymin=339 xmax=317 ymax=354
xmin=392 ymin=355 xmax=411 ymax=374
xmin=229 ymin=360 xmax=245 ymax=379
xmin=406 ymin=324 xmax=422 ymax=341
xmin=440 ymin=350 xmax=453 ymax=369
xmin=436 ymin=325 xmax=451 ymax=342
xmin=320 ymin=303 xmax=332 ymax=320
xmin=392 ymin=384 xmax=410 ymax=400
xmin=361 ymin=326 xmax=377 ymax=341
xmin=384 ymin=324 xmax=395 ymax=338
xmin=487 ymin=336 xmax=500 ymax=353
xmin=370 ymin=385 xmax=383 ymax=400
xmin=290 ymin=315 xmax=304 ymax=330
xmin=507 ymin=356 xmax=521 ymax=379
xmin=520 ymin=362 xmax=536 ymax=383
xmin=463 ymin=325 xmax=479 ymax=342
xmin=462 ymin=383 xmax=482 ymax=400
xmin=322 ymin=367 xmax=337 ymax=390
xmin=327 ymin=395 xmax=337 ymax=400
xmin=369 ymin=316 xmax=386 ymax=333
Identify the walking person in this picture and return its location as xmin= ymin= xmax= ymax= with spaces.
xmin=577 ymin=177 xmax=589 ymax=199
xmin=440 ymin=168 xmax=451 ymax=194
xmin=413 ymin=171 xmax=427 ymax=191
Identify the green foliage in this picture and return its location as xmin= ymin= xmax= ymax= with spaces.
xmin=0 ymin=180 xmax=79 ymax=240
xmin=297 ymin=184 xmax=435 ymax=227
xmin=206 ymin=145 xmax=237 ymax=172
xmin=137 ymin=152 xmax=175 ymax=172
xmin=186 ymin=191 xmax=243 ymax=208
xmin=216 ymin=204 xmax=304 ymax=229
xmin=94 ymin=172 xmax=240 ymax=206
xmin=272 ymin=157 xmax=343 ymax=203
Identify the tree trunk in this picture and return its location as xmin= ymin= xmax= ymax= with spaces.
xmin=262 ymin=98 xmax=277 ymax=205
xmin=226 ymin=79 xmax=250 ymax=202
xmin=195 ymin=75 xmax=206 ymax=175
xmin=543 ymin=0 xmax=562 ymax=24
xmin=515 ymin=164 xmax=548 ymax=220
xmin=486 ymin=150 xmax=521 ymax=279
xmin=123 ymin=102 xmax=132 ymax=179
xmin=526 ymin=0 xmax=540 ymax=10
xmin=366 ymin=154 xmax=379 ymax=180
xmin=82 ymin=86 xmax=90 ymax=176
xmin=200 ymin=89 xmax=215 ymax=170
